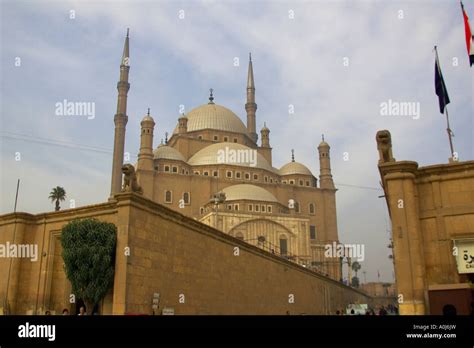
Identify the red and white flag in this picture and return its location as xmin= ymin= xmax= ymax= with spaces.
xmin=461 ymin=1 xmax=474 ymax=66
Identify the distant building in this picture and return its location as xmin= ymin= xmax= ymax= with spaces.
xmin=360 ymin=282 xmax=397 ymax=309
xmin=376 ymin=130 xmax=474 ymax=315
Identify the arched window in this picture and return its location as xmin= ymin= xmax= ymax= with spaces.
xmin=183 ymin=192 xmax=190 ymax=204
xmin=294 ymin=202 xmax=300 ymax=213
xmin=309 ymin=203 xmax=315 ymax=214
xmin=279 ymin=235 xmax=288 ymax=256
xmin=164 ymin=190 xmax=172 ymax=203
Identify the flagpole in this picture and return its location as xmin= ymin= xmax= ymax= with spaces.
xmin=6 ymin=179 xmax=21 ymax=314
xmin=444 ymin=106 xmax=455 ymax=160
xmin=434 ymin=46 xmax=456 ymax=160
xmin=14 ymin=179 xmax=20 ymax=212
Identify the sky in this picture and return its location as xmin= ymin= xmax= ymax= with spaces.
xmin=1 ymin=0 xmax=473 ymax=283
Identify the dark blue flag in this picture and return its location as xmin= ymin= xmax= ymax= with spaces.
xmin=435 ymin=58 xmax=450 ymax=114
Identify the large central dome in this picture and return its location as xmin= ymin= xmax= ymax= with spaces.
xmin=173 ymin=103 xmax=248 ymax=134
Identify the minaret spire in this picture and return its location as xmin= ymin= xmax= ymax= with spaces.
xmin=245 ymin=52 xmax=258 ymax=143
xmin=110 ymin=29 xmax=131 ymax=198
xmin=122 ymin=28 xmax=130 ymax=66
xmin=247 ymin=53 xmax=255 ymax=89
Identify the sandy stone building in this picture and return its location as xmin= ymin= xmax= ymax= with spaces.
xmin=376 ymin=130 xmax=474 ymax=315
xmin=0 ymin=31 xmax=363 ymax=315
xmin=109 ymin=32 xmax=342 ymax=279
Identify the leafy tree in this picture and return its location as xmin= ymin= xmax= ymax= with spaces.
xmin=351 ymin=276 xmax=360 ymax=288
xmin=352 ymin=261 xmax=361 ymax=277
xmin=61 ymin=218 xmax=117 ymax=315
xmin=49 ymin=186 xmax=66 ymax=211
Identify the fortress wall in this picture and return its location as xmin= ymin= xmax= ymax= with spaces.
xmin=120 ymin=193 xmax=369 ymax=314
xmin=0 ymin=194 xmax=370 ymax=315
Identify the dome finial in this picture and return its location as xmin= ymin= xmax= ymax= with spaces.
xmin=208 ymin=88 xmax=215 ymax=104
xmin=291 ymin=149 xmax=295 ymax=162
xmin=165 ymin=132 xmax=168 ymax=144
xmin=322 ymin=134 xmax=325 ymax=142
xmin=249 ymin=52 xmax=252 ymax=62
xmin=147 ymin=108 xmax=150 ymax=116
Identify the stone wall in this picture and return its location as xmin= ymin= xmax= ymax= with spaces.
xmin=379 ymin=147 xmax=474 ymax=314
xmin=0 ymin=194 xmax=370 ymax=315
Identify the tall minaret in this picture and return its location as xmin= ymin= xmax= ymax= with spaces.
xmin=137 ymin=109 xmax=155 ymax=171
xmin=318 ymin=135 xmax=335 ymax=189
xmin=110 ymin=29 xmax=131 ymax=197
xmin=245 ymin=53 xmax=258 ymax=143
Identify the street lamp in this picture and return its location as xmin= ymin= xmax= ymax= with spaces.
xmin=209 ymin=191 xmax=226 ymax=230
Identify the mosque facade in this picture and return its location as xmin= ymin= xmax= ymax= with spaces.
xmin=110 ymin=31 xmax=341 ymax=280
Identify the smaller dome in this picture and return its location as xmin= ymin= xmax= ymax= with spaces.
xmin=142 ymin=115 xmax=154 ymax=122
xmin=142 ymin=109 xmax=154 ymax=123
xmin=318 ymin=140 xmax=329 ymax=148
xmin=279 ymin=162 xmax=313 ymax=176
xmin=153 ymin=145 xmax=186 ymax=162
xmin=222 ymin=184 xmax=278 ymax=202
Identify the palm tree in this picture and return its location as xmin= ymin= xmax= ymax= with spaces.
xmin=352 ymin=261 xmax=361 ymax=278
xmin=49 ymin=186 xmax=66 ymax=211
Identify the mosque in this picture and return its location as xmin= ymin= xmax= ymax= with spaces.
xmin=111 ymin=30 xmax=341 ymax=280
